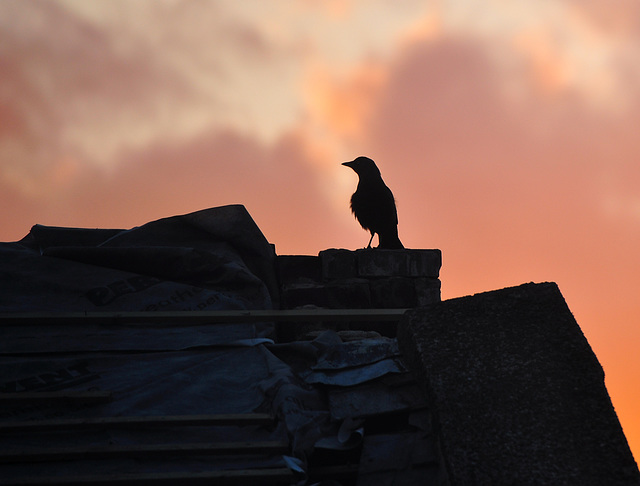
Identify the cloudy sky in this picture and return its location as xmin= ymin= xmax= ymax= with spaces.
xmin=2 ymin=0 xmax=640 ymax=459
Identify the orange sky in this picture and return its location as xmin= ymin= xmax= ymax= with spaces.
xmin=2 ymin=0 xmax=639 ymax=461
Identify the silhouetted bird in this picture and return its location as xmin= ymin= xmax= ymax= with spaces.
xmin=342 ymin=156 xmax=404 ymax=249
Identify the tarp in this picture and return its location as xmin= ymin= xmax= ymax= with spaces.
xmin=0 ymin=204 xmax=278 ymax=313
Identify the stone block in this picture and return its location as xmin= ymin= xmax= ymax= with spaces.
xmin=407 ymin=249 xmax=442 ymax=278
xmin=276 ymin=255 xmax=321 ymax=284
xmin=325 ymin=279 xmax=371 ymax=309
xmin=414 ymin=278 xmax=441 ymax=305
xmin=356 ymin=249 xmax=409 ymax=277
xmin=320 ymin=249 xmax=357 ymax=280
xmin=280 ymin=283 xmax=328 ymax=309
xmin=397 ymin=282 xmax=640 ymax=486
xmin=369 ymin=277 xmax=417 ymax=308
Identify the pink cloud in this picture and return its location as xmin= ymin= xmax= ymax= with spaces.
xmin=1 ymin=126 xmax=358 ymax=256
xmin=354 ymin=37 xmax=640 ymax=293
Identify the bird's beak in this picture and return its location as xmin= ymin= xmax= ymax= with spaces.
xmin=342 ymin=161 xmax=353 ymax=168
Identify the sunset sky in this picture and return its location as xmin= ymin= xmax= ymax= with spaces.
xmin=2 ymin=0 xmax=639 ymax=460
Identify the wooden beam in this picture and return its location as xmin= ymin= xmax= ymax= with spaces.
xmin=0 ymin=468 xmax=294 ymax=485
xmin=0 ymin=308 xmax=409 ymax=326
xmin=0 ymin=440 xmax=289 ymax=464
xmin=0 ymin=413 xmax=274 ymax=433
xmin=0 ymin=391 xmax=112 ymax=405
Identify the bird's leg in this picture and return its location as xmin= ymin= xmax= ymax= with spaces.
xmin=367 ymin=232 xmax=374 ymax=249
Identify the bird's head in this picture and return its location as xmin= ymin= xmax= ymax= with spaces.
xmin=342 ymin=156 xmax=381 ymax=178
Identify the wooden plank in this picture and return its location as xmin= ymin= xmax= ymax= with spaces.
xmin=0 ymin=391 xmax=112 ymax=405
xmin=0 ymin=308 xmax=408 ymax=326
xmin=0 ymin=467 xmax=294 ymax=485
xmin=0 ymin=413 xmax=273 ymax=433
xmin=0 ymin=440 xmax=289 ymax=464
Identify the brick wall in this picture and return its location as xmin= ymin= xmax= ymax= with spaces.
xmin=275 ymin=249 xmax=442 ymax=340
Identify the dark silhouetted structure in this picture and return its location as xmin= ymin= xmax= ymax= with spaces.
xmin=2 ymin=206 xmax=639 ymax=484
xmin=342 ymin=156 xmax=404 ymax=249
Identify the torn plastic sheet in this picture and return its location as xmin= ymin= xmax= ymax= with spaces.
xmin=312 ymin=337 xmax=401 ymax=370
xmin=269 ymin=331 xmax=406 ymax=387
xmin=0 ymin=205 xmax=276 ymax=314
xmin=302 ymin=357 xmax=406 ymax=386
xmin=328 ymin=376 xmax=428 ymax=420
xmin=0 ymin=331 xmax=419 ymax=480
xmin=257 ymin=345 xmax=333 ymax=457
xmin=303 ymin=331 xmax=405 ymax=385
xmin=0 ymin=343 xmax=325 ymax=479
xmin=0 ymin=348 xmax=272 ymax=416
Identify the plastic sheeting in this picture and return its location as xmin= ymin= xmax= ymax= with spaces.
xmin=0 ymin=206 xmax=434 ymax=483
xmin=0 ymin=327 xmax=414 ymax=481
xmin=0 ymin=205 xmax=277 ymax=313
